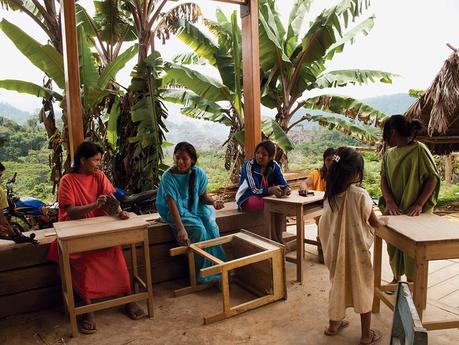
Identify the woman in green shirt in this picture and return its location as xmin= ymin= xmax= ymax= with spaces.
xmin=379 ymin=115 xmax=440 ymax=283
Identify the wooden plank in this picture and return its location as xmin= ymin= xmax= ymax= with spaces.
xmin=263 ymin=190 xmax=324 ymax=206
xmin=241 ymin=0 xmax=261 ymax=156
xmin=0 ymin=285 xmax=61 ymax=318
xmin=0 ymin=263 xmax=58 ymax=295
xmin=190 ymin=245 xmax=225 ymax=265
xmin=60 ymin=0 xmax=84 ymax=157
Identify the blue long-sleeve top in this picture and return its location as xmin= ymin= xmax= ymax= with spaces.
xmin=235 ymin=158 xmax=288 ymax=209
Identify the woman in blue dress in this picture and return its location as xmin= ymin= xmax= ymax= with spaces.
xmin=156 ymin=142 xmax=225 ymax=284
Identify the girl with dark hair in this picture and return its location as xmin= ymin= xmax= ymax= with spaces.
xmin=48 ymin=141 xmax=144 ymax=334
xmin=299 ymin=147 xmax=336 ymax=263
xmin=320 ymin=147 xmax=387 ymax=345
xmin=156 ymin=142 xmax=225 ymax=284
xmin=379 ymin=115 xmax=440 ymax=284
xmin=235 ymin=140 xmax=289 ymax=244
xmin=300 ymin=147 xmax=336 ymax=192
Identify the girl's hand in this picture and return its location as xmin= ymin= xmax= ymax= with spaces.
xmin=118 ymin=210 xmax=130 ymax=220
xmin=378 ymin=216 xmax=389 ymax=227
xmin=96 ymin=195 xmax=107 ymax=208
xmin=285 ymin=186 xmax=291 ymax=196
xmin=385 ymin=200 xmax=401 ymax=215
xmin=268 ymin=186 xmax=283 ymax=198
xmin=407 ymin=203 xmax=422 ymax=217
xmin=213 ymin=200 xmax=225 ymax=210
xmin=177 ymin=228 xmax=190 ymax=246
xmin=299 ymin=183 xmax=307 ymax=193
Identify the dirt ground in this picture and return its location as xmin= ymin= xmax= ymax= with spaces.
xmin=2 ymin=245 xmax=459 ymax=345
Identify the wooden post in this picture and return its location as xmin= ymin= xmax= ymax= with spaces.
xmin=241 ymin=0 xmax=261 ymax=157
xmin=61 ymin=0 xmax=84 ymax=159
xmin=444 ymin=154 xmax=453 ymax=188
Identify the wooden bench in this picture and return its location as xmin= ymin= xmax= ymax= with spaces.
xmin=0 ymin=203 xmax=264 ymax=318
xmin=390 ymin=282 xmax=428 ymax=345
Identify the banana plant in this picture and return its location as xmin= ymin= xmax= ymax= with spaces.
xmin=0 ymin=19 xmax=138 ymax=151
xmin=258 ymin=0 xmax=397 ymax=162
xmin=113 ymin=1 xmax=202 ymax=191
xmin=162 ymin=10 xmax=293 ymax=180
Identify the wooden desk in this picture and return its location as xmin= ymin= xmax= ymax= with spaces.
xmin=54 ymin=215 xmax=154 ymax=337
xmin=263 ymin=191 xmax=324 ymax=284
xmin=373 ymin=214 xmax=459 ymax=331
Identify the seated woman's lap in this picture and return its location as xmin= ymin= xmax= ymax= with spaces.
xmin=241 ymin=195 xmax=265 ymax=213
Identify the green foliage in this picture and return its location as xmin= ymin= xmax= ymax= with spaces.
xmin=0 ymin=116 xmax=48 ymax=161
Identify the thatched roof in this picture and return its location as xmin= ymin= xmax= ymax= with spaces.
xmin=405 ymin=52 xmax=459 ymax=154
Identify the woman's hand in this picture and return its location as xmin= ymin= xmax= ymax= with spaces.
xmin=268 ymin=186 xmax=283 ymax=198
xmin=118 ymin=210 xmax=130 ymax=220
xmin=407 ymin=203 xmax=422 ymax=217
xmin=385 ymin=199 xmax=401 ymax=215
xmin=96 ymin=195 xmax=107 ymax=208
xmin=213 ymin=200 xmax=225 ymax=210
xmin=177 ymin=228 xmax=190 ymax=246
xmin=285 ymin=186 xmax=291 ymax=196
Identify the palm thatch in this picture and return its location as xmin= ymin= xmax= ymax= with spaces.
xmin=405 ymin=51 xmax=459 ymax=154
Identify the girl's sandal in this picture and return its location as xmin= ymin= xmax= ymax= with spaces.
xmin=359 ymin=329 xmax=383 ymax=345
xmin=124 ymin=303 xmax=146 ymax=320
xmin=324 ymin=320 xmax=349 ymax=336
xmin=78 ymin=319 xmax=97 ymax=334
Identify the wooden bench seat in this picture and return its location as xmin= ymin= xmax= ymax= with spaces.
xmin=0 ymin=203 xmax=264 ymax=319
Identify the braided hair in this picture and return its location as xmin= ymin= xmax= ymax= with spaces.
xmin=324 ymin=147 xmax=364 ymax=211
xmin=173 ymin=142 xmax=198 ymax=210
xmin=70 ymin=141 xmax=104 ymax=173
xmin=383 ymin=115 xmax=423 ymax=144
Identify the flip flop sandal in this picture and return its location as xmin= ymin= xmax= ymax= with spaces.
xmin=359 ymin=329 xmax=383 ymax=345
xmin=324 ymin=320 xmax=349 ymax=336
xmin=124 ymin=304 xmax=146 ymax=320
xmin=78 ymin=319 xmax=97 ymax=334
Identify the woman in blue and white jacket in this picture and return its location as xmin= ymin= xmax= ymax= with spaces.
xmin=236 ymin=140 xmax=289 ymax=244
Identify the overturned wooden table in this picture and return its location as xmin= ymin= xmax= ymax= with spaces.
xmin=373 ymin=213 xmax=459 ymax=331
xmin=54 ymin=215 xmax=154 ymax=337
xmin=263 ymin=191 xmax=324 ymax=284
xmin=170 ymin=230 xmax=286 ymax=324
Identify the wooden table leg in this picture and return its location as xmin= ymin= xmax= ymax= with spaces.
xmin=264 ymin=206 xmax=273 ymax=239
xmin=296 ymin=206 xmax=304 ymax=284
xmin=413 ymin=246 xmax=428 ymax=320
xmin=142 ymin=231 xmax=154 ymax=319
xmin=59 ymin=241 xmax=78 ymax=337
xmin=372 ymin=234 xmax=382 ymax=313
xmin=131 ymin=244 xmax=139 ymax=294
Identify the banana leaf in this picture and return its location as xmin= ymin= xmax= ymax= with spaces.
xmin=0 ymin=79 xmax=63 ymax=100
xmin=0 ymin=19 xmax=65 ymax=88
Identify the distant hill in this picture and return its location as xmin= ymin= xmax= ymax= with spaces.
xmin=0 ymin=102 xmax=35 ymax=124
xmin=363 ymin=93 xmax=417 ymax=115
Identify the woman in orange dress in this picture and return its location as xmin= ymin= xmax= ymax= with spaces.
xmin=48 ymin=141 xmax=144 ymax=334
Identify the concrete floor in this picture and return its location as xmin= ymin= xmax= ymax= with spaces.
xmin=2 ymin=241 xmax=459 ymax=345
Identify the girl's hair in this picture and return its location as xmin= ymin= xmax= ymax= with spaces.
xmin=254 ymin=140 xmax=276 ymax=157
xmin=324 ymin=147 xmax=364 ymax=210
xmin=173 ymin=142 xmax=198 ymax=209
xmin=320 ymin=147 xmax=336 ymax=180
xmin=70 ymin=141 xmax=104 ymax=173
xmin=382 ymin=115 xmax=423 ymax=143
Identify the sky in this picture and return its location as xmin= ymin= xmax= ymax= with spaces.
xmin=0 ymin=0 xmax=458 ymax=113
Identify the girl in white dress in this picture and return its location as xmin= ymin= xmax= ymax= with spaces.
xmin=319 ymin=147 xmax=387 ymax=345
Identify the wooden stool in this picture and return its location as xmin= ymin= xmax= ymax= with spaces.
xmin=170 ymin=230 xmax=287 ymax=324
xmin=54 ymin=215 xmax=154 ymax=337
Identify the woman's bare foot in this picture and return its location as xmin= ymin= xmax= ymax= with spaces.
xmin=360 ymin=329 xmax=383 ymax=344
xmin=124 ymin=302 xmax=146 ymax=320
